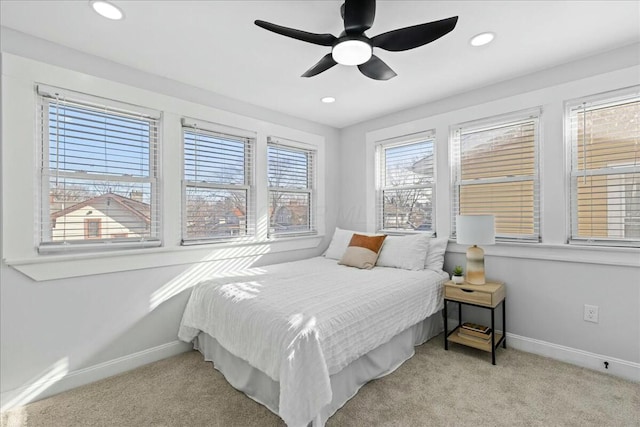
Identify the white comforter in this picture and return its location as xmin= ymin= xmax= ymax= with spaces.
xmin=178 ymin=257 xmax=446 ymax=427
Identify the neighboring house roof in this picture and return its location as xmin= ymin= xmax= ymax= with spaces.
xmin=410 ymin=153 xmax=434 ymax=176
xmin=230 ymin=207 xmax=245 ymax=218
xmin=50 ymin=193 xmax=151 ymax=224
xmin=270 ymin=204 xmax=309 ymax=220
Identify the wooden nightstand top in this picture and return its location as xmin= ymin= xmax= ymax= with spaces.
xmin=444 ymin=280 xmax=505 ymax=307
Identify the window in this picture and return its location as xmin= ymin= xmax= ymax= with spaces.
xmin=567 ymin=87 xmax=640 ymax=246
xmin=182 ymin=119 xmax=255 ymax=243
xmin=84 ymin=219 xmax=102 ymax=239
xmin=451 ymin=109 xmax=541 ymax=242
xmin=267 ymin=138 xmax=316 ymax=237
xmin=376 ymin=132 xmax=435 ymax=232
xmin=38 ymin=85 xmax=161 ymax=253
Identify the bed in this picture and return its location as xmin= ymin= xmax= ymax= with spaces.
xmin=178 ymin=232 xmax=449 ymax=427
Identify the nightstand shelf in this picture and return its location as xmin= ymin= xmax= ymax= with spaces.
xmin=444 ymin=280 xmax=506 ymax=365
xmin=447 ymin=326 xmax=504 ymax=353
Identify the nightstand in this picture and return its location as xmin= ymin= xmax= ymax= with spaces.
xmin=443 ymin=280 xmax=506 ymax=365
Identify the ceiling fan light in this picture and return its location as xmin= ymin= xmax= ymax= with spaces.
xmin=90 ymin=1 xmax=124 ymax=20
xmin=470 ymin=32 xmax=495 ymax=47
xmin=321 ymin=97 xmax=336 ymax=103
xmin=332 ymin=40 xmax=372 ymax=66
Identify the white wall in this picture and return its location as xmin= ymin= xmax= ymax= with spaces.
xmin=1 ymin=27 xmax=638 ymax=412
xmin=339 ymin=43 xmax=640 ymax=379
xmin=0 ymin=28 xmax=340 ymax=408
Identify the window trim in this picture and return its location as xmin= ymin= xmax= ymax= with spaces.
xmin=180 ymin=117 xmax=256 ymax=245
xmin=375 ymin=130 xmax=436 ymax=234
xmin=450 ymin=107 xmax=542 ymax=243
xmin=36 ymin=84 xmax=162 ymax=254
xmin=564 ymin=85 xmax=640 ymax=247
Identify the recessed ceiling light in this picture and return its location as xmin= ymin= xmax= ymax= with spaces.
xmin=470 ymin=32 xmax=495 ymax=47
xmin=321 ymin=97 xmax=336 ymax=104
xmin=90 ymin=1 xmax=124 ymax=20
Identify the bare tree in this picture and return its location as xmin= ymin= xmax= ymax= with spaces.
xmin=383 ymin=157 xmax=433 ymax=230
xmin=267 ymin=148 xmax=310 ymax=230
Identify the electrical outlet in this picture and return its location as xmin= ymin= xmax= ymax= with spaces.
xmin=584 ymin=304 xmax=599 ymax=323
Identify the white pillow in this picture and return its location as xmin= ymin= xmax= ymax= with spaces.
xmin=424 ymin=236 xmax=449 ymax=272
xmin=376 ymin=234 xmax=431 ymax=270
xmin=324 ymin=228 xmax=355 ymax=259
xmin=324 ymin=227 xmax=384 ymax=260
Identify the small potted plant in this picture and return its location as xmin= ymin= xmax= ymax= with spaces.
xmin=452 ymin=265 xmax=464 ymax=284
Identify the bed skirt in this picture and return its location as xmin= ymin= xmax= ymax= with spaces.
xmin=193 ymin=310 xmax=443 ymax=426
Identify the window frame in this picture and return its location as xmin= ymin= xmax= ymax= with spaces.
xmin=180 ymin=118 xmax=256 ymax=245
xmin=267 ymin=137 xmax=317 ymax=238
xmin=36 ymin=84 xmax=162 ymax=254
xmin=450 ymin=107 xmax=542 ymax=243
xmin=565 ymin=86 xmax=640 ymax=247
xmin=375 ymin=131 xmax=436 ymax=234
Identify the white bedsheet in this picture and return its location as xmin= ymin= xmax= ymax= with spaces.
xmin=178 ymin=257 xmax=447 ymax=427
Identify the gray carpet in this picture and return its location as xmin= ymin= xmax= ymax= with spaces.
xmin=2 ymin=337 xmax=639 ymax=427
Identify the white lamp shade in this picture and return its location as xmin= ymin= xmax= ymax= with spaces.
xmin=456 ymin=215 xmax=495 ymax=245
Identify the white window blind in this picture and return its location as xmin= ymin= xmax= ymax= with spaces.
xmin=182 ymin=119 xmax=255 ymax=244
xmin=376 ymin=132 xmax=435 ymax=233
xmin=451 ymin=109 xmax=541 ymax=242
xmin=267 ymin=138 xmax=316 ymax=237
xmin=37 ymin=85 xmax=161 ymax=253
xmin=567 ymin=87 xmax=640 ymax=247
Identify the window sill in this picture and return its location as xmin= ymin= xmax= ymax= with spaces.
xmin=4 ymin=235 xmax=325 ymax=281
xmin=446 ymin=241 xmax=640 ymax=267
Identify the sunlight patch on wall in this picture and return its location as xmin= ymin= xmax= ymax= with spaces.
xmin=1 ymin=358 xmax=69 ymax=412
xmin=149 ymin=244 xmax=270 ymax=311
xmin=257 ymin=212 xmax=269 ymax=241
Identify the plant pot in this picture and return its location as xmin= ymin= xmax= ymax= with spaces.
xmin=452 ymin=275 xmax=464 ymax=284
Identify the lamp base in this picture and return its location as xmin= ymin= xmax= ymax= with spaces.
xmin=465 ymin=245 xmax=486 ymax=285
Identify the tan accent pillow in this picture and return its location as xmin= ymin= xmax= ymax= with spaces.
xmin=338 ymin=234 xmax=387 ymax=269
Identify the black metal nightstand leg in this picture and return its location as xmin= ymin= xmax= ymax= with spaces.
xmin=502 ymin=298 xmax=507 ymax=349
xmin=444 ymin=300 xmax=448 ymax=350
xmin=491 ymin=307 xmax=496 ymax=365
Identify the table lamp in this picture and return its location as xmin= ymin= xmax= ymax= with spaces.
xmin=456 ymin=215 xmax=495 ymax=285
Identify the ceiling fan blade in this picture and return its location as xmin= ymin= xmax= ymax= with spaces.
xmin=358 ymin=55 xmax=397 ymax=80
xmin=372 ymin=16 xmax=458 ymax=51
xmin=255 ymin=20 xmax=337 ymax=46
xmin=343 ymin=0 xmax=376 ymax=34
xmin=301 ymin=54 xmax=338 ymax=77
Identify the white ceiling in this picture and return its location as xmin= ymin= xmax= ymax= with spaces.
xmin=1 ymin=1 xmax=639 ymax=128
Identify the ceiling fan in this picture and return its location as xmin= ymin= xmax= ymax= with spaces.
xmin=255 ymin=0 xmax=458 ymax=81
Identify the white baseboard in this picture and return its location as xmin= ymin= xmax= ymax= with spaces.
xmin=506 ymin=332 xmax=640 ymax=383
xmin=446 ymin=316 xmax=639 ymax=383
xmin=1 ymin=340 xmax=191 ymax=412
xmin=3 ymin=332 xmax=638 ymax=413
